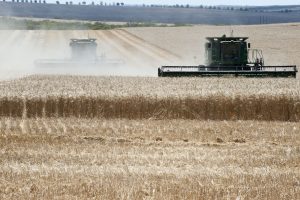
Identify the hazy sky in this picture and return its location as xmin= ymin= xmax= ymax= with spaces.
xmin=62 ymin=0 xmax=299 ymax=6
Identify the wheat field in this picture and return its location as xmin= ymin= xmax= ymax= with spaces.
xmin=1 ymin=22 xmax=300 ymax=199
xmin=0 ymin=118 xmax=299 ymax=199
xmin=0 ymin=75 xmax=299 ymax=199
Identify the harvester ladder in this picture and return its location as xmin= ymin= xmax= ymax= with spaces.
xmin=248 ymin=49 xmax=264 ymax=66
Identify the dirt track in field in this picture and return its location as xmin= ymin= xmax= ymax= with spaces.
xmin=0 ymin=29 xmax=180 ymax=79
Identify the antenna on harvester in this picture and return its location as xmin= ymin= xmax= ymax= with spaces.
xmin=230 ymin=29 xmax=234 ymax=37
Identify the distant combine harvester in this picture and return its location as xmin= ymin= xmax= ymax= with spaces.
xmin=35 ymin=38 xmax=123 ymax=68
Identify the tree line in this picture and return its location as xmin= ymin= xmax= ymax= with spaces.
xmin=1 ymin=1 xmax=295 ymax=13
xmin=2 ymin=0 xmax=126 ymax=6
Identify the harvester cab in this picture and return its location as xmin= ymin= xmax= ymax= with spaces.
xmin=205 ymin=35 xmax=264 ymax=68
xmin=205 ymin=36 xmax=250 ymax=67
xmin=69 ymin=38 xmax=98 ymax=61
xmin=158 ymin=35 xmax=297 ymax=77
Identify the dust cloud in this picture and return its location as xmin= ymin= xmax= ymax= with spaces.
xmin=0 ymin=29 xmax=180 ymax=80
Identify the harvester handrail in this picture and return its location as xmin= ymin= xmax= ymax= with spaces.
xmin=161 ymin=65 xmax=297 ymax=70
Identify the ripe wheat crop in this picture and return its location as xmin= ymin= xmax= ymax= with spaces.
xmin=1 ymin=75 xmax=300 ymax=121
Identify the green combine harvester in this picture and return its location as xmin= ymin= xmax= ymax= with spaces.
xmin=158 ymin=35 xmax=297 ymax=78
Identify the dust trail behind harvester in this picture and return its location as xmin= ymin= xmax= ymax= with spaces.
xmin=0 ymin=30 xmax=181 ymax=80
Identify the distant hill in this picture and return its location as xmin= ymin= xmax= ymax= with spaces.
xmin=247 ymin=5 xmax=300 ymax=13
xmin=0 ymin=2 xmax=300 ymax=25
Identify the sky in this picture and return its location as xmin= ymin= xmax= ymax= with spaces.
xmin=55 ymin=0 xmax=300 ymax=6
